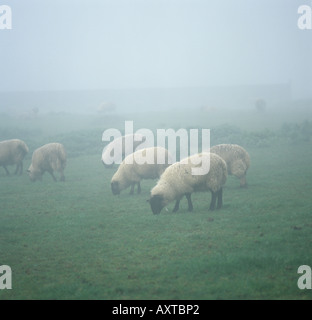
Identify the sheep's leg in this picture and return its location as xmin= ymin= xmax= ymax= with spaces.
xmin=172 ymin=199 xmax=180 ymax=212
xmin=14 ymin=163 xmax=19 ymax=175
xmin=217 ymin=188 xmax=223 ymax=209
xmin=60 ymin=171 xmax=65 ymax=182
xmin=137 ymin=182 xmax=141 ymax=194
xmin=209 ymin=191 xmax=217 ymax=210
xmin=48 ymin=170 xmax=57 ymax=182
xmin=240 ymin=176 xmax=247 ymax=188
xmin=186 ymin=193 xmax=193 ymax=212
xmin=129 ymin=183 xmax=135 ymax=195
xmin=19 ymin=162 xmax=23 ymax=175
xmin=3 ymin=166 xmax=10 ymax=175
xmin=15 ymin=162 xmax=23 ymax=175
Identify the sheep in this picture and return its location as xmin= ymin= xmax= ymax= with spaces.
xmin=102 ymin=133 xmax=146 ymax=168
xmin=0 ymin=139 xmax=29 ymax=175
xmin=209 ymin=144 xmax=250 ymax=187
xmin=27 ymin=143 xmax=66 ymax=182
xmin=97 ymin=101 xmax=117 ymax=113
xmin=149 ymin=152 xmax=227 ymax=214
xmin=111 ymin=146 xmax=172 ymax=195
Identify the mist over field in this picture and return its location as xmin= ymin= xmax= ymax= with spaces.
xmin=0 ymin=0 xmax=312 ymax=300
xmin=1 ymin=0 xmax=311 ymax=121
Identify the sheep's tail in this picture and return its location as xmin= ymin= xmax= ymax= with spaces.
xmin=57 ymin=144 xmax=67 ymax=169
xmin=19 ymin=141 xmax=29 ymax=155
xmin=14 ymin=141 xmax=29 ymax=164
xmin=220 ymin=157 xmax=228 ymax=186
xmin=245 ymin=151 xmax=251 ymax=170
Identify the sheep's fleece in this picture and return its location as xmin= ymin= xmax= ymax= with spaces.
xmin=0 ymin=139 xmax=29 ymax=175
xmin=111 ymin=146 xmax=172 ymax=195
xmin=209 ymin=144 xmax=250 ymax=187
xmin=149 ymin=152 xmax=227 ymax=214
xmin=27 ymin=143 xmax=66 ymax=181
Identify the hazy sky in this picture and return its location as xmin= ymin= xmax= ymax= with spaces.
xmin=0 ymin=0 xmax=311 ymax=97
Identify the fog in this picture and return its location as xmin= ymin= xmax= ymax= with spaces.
xmin=0 ymin=0 xmax=311 ymax=113
xmin=1 ymin=1 xmax=312 ymax=301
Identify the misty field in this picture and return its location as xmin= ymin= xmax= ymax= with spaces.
xmin=1 ymin=106 xmax=312 ymax=300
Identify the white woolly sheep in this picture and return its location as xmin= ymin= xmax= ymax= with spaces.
xmin=102 ymin=133 xmax=146 ymax=168
xmin=0 ymin=139 xmax=29 ymax=175
xmin=209 ymin=144 xmax=250 ymax=187
xmin=27 ymin=143 xmax=66 ymax=182
xmin=111 ymin=146 xmax=172 ymax=195
xmin=149 ymin=152 xmax=227 ymax=214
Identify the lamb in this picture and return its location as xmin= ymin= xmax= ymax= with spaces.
xmin=209 ymin=144 xmax=250 ymax=187
xmin=27 ymin=143 xmax=66 ymax=182
xmin=102 ymin=133 xmax=146 ymax=168
xmin=111 ymin=146 xmax=172 ymax=195
xmin=149 ymin=152 xmax=227 ymax=214
xmin=0 ymin=139 xmax=29 ymax=175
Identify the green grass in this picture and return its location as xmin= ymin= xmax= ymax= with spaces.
xmin=1 ymin=108 xmax=312 ymax=300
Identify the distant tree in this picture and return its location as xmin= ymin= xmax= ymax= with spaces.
xmin=32 ymin=107 xmax=39 ymax=116
xmin=200 ymin=105 xmax=217 ymax=112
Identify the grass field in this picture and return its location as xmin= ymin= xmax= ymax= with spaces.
xmin=1 ymin=106 xmax=312 ymax=300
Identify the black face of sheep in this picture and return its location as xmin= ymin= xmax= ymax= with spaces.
xmin=111 ymin=181 xmax=120 ymax=195
xmin=148 ymin=194 xmax=165 ymax=214
xmin=27 ymin=169 xmax=40 ymax=182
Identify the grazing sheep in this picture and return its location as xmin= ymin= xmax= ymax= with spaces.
xmin=209 ymin=144 xmax=250 ymax=187
xmin=111 ymin=146 xmax=172 ymax=195
xmin=0 ymin=139 xmax=29 ymax=175
xmin=149 ymin=152 xmax=227 ymax=214
xmin=102 ymin=133 xmax=146 ymax=168
xmin=27 ymin=143 xmax=66 ymax=182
